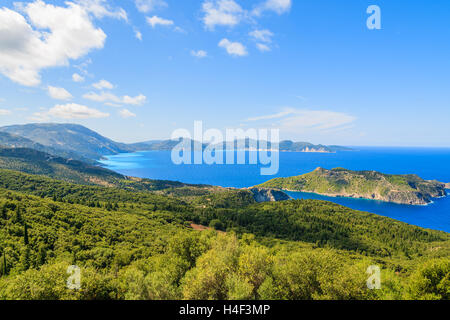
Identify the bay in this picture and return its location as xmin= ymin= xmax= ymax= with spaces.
xmin=100 ymin=147 xmax=450 ymax=232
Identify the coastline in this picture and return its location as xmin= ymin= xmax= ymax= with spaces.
xmin=98 ymin=150 xmax=450 ymax=233
xmin=281 ymin=189 xmax=444 ymax=206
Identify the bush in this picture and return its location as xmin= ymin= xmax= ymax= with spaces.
xmin=209 ymin=219 xmax=224 ymax=231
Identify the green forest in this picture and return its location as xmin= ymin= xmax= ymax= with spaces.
xmin=0 ymin=168 xmax=448 ymax=300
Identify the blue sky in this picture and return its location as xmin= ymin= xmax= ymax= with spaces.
xmin=0 ymin=0 xmax=449 ymax=146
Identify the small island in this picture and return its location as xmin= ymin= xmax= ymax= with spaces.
xmin=257 ymin=167 xmax=448 ymax=205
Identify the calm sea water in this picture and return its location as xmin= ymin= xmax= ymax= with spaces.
xmin=100 ymin=147 xmax=450 ymax=232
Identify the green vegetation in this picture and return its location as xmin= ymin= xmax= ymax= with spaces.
xmin=0 ymin=169 xmax=448 ymax=300
xmin=257 ymin=167 xmax=447 ymax=205
xmin=0 ymin=147 xmax=224 ymax=195
xmin=0 ymin=147 xmax=123 ymax=185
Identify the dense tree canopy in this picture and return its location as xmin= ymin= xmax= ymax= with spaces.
xmin=0 ymin=169 xmax=448 ymax=300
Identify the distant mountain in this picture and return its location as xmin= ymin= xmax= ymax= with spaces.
xmin=0 ymin=123 xmax=145 ymax=160
xmin=0 ymin=123 xmax=352 ymax=162
xmin=257 ymin=167 xmax=447 ymax=205
xmin=0 ymin=147 xmax=124 ymax=185
xmin=141 ymin=138 xmax=352 ymax=153
xmin=0 ymin=131 xmax=97 ymax=164
xmin=279 ymin=141 xmax=352 ymax=153
xmin=137 ymin=139 xmax=189 ymax=151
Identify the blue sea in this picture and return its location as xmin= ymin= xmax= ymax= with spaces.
xmin=100 ymin=147 xmax=450 ymax=232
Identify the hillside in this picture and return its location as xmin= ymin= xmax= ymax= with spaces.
xmin=0 ymin=147 xmax=219 ymax=192
xmin=0 ymin=123 xmax=146 ymax=160
xmin=0 ymin=147 xmax=124 ymax=186
xmin=0 ymin=131 xmax=96 ymax=164
xmin=257 ymin=167 xmax=448 ymax=205
xmin=0 ymin=169 xmax=448 ymax=300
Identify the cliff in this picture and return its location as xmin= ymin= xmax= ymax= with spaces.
xmin=247 ymin=187 xmax=291 ymax=203
xmin=257 ymin=167 xmax=447 ymax=205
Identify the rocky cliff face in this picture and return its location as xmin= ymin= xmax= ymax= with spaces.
xmin=445 ymin=183 xmax=450 ymax=189
xmin=247 ymin=188 xmax=291 ymax=203
xmin=257 ymin=167 xmax=448 ymax=205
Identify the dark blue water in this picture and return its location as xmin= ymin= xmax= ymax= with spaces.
xmin=100 ymin=147 xmax=450 ymax=232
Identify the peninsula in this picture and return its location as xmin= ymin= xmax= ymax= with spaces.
xmin=257 ymin=167 xmax=448 ymax=205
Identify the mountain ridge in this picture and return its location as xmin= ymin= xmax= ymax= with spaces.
xmin=0 ymin=123 xmax=352 ymax=161
xmin=138 ymin=137 xmax=352 ymax=153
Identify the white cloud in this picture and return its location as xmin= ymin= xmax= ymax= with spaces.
xmin=119 ymin=109 xmax=136 ymax=118
xmin=83 ymin=92 xmax=121 ymax=104
xmin=45 ymin=103 xmax=109 ymax=119
xmin=253 ymin=0 xmax=292 ymax=16
xmin=0 ymin=1 xmax=107 ymax=86
xmin=93 ymin=79 xmax=114 ymax=90
xmin=72 ymin=73 xmax=85 ymax=82
xmin=123 ymin=94 xmax=147 ymax=105
xmin=135 ymin=0 xmax=168 ymax=13
xmin=47 ymin=86 xmax=73 ymax=100
xmin=246 ymin=108 xmax=356 ymax=134
xmin=202 ymin=0 xmax=244 ymax=30
xmin=146 ymin=16 xmax=174 ymax=27
xmin=191 ymin=50 xmax=208 ymax=58
xmin=83 ymin=92 xmax=147 ymax=106
xmin=250 ymin=30 xmax=274 ymax=52
xmin=0 ymin=109 xmax=12 ymax=116
xmin=75 ymin=0 xmax=127 ymax=21
xmin=256 ymin=43 xmax=271 ymax=52
xmin=134 ymin=29 xmax=143 ymax=41
xmin=249 ymin=29 xmax=274 ymax=43
xmin=218 ymin=39 xmax=247 ymax=56
xmin=74 ymin=59 xmax=92 ymax=75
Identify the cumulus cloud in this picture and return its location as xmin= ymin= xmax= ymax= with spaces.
xmin=191 ymin=50 xmax=208 ymax=58
xmin=218 ymin=39 xmax=247 ymax=56
xmin=47 ymin=86 xmax=73 ymax=100
xmin=135 ymin=0 xmax=168 ymax=13
xmin=75 ymin=0 xmax=127 ymax=21
xmin=83 ymin=92 xmax=121 ymax=104
xmin=72 ymin=73 xmax=85 ymax=82
xmin=0 ymin=1 xmax=107 ymax=86
xmin=253 ymin=0 xmax=292 ymax=16
xmin=202 ymin=0 xmax=244 ymax=30
xmin=246 ymin=108 xmax=356 ymax=134
xmin=146 ymin=15 xmax=174 ymax=27
xmin=250 ymin=29 xmax=274 ymax=52
xmin=249 ymin=29 xmax=274 ymax=43
xmin=123 ymin=94 xmax=147 ymax=105
xmin=0 ymin=109 xmax=12 ymax=116
xmin=83 ymin=92 xmax=147 ymax=106
xmin=93 ymin=79 xmax=114 ymax=90
xmin=41 ymin=103 xmax=109 ymax=119
xmin=119 ymin=109 xmax=136 ymax=118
